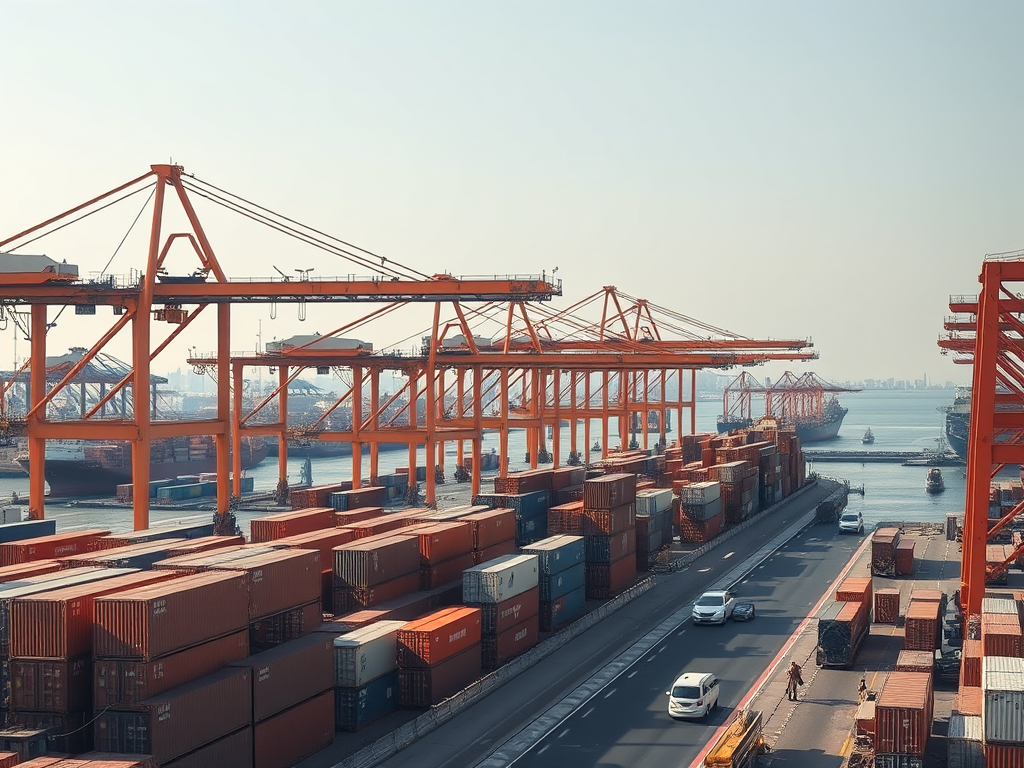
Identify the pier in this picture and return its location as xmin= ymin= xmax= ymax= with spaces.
xmin=803 ymin=450 xmax=964 ymax=466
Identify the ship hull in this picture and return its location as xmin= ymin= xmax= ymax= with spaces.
xmin=945 ymin=411 xmax=968 ymax=459
xmin=717 ymin=411 xmax=846 ymax=443
xmin=19 ymin=439 xmax=270 ymax=497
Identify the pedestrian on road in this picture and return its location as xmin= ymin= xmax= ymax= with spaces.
xmin=858 ymin=677 xmax=868 ymax=703
xmin=786 ymin=661 xmax=803 ymax=701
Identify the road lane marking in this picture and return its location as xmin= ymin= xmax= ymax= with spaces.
xmin=538 ymin=745 xmax=550 ymax=755
xmin=558 ymin=729 xmax=569 ymax=738
xmin=628 ymin=671 xmax=638 ymax=679
xmin=581 ymin=707 xmax=594 ymax=718
xmin=604 ymin=689 xmax=616 ymax=698
xmin=723 ymin=551 xmax=734 ymax=559
xmin=658 ymin=646 xmax=666 ymax=654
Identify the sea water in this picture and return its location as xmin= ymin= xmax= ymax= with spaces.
xmin=0 ymin=389 xmax=969 ymax=529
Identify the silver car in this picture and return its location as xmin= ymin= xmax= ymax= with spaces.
xmin=838 ymin=511 xmax=864 ymax=534
xmin=667 ymin=671 xmax=720 ymax=720
xmin=692 ymin=590 xmax=736 ymax=625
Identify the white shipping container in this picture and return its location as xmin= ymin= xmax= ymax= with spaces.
xmin=635 ymin=489 xmax=673 ymax=515
xmin=333 ymin=620 xmax=407 ymax=688
xmin=679 ymin=481 xmax=721 ymax=506
xmin=463 ymin=554 xmax=539 ymax=604
xmin=982 ymin=656 xmax=1024 ymax=745
xmin=946 ymin=714 xmax=984 ymax=768
xmin=981 ymin=597 xmax=1019 ymax=616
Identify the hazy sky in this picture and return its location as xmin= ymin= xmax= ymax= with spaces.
xmin=2 ymin=1 xmax=1022 ymax=388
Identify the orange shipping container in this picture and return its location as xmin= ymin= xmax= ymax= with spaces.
xmin=874 ymin=588 xmax=900 ymax=624
xmin=961 ymin=639 xmax=982 ymax=687
xmin=250 ymin=507 xmax=336 ymax=543
xmin=398 ymin=606 xmax=483 ymax=668
xmin=0 ymin=560 xmax=63 ymax=583
xmin=982 ymin=612 xmax=1024 ymax=657
xmin=0 ymin=529 xmax=110 ymax=566
xmin=985 ymin=743 xmax=1024 ymax=768
xmin=873 ymin=671 xmax=933 ymax=756
xmin=835 ymin=577 xmax=873 ymax=607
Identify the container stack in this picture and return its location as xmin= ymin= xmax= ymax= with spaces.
xmin=58 ymin=538 xmax=189 ymax=571
xmin=634 ymin=489 xmax=672 ymax=571
xmin=397 ymin=607 xmax=483 ymax=707
xmin=980 ymin=655 xmax=1024 ymax=765
xmin=676 ymin=481 xmax=723 ymax=543
xmin=403 ymin=521 xmax=475 ymax=590
xmin=289 ymin=482 xmax=352 ymax=509
xmin=328 ymin=620 xmax=406 ymax=731
xmin=267 ymin=528 xmax=358 ymax=613
xmin=710 ymin=460 xmax=759 ymax=525
xmin=329 ymin=486 xmax=388 ymax=512
xmin=249 ymin=507 xmax=336 ymax=543
xmin=904 ymin=593 xmax=941 ymax=652
xmin=472 ymin=490 xmax=550 ymax=546
xmin=547 ymin=500 xmax=585 ymax=536
xmin=227 ymin=633 xmax=335 ymax=768
xmin=0 ymin=520 xmax=56 ymax=547
xmin=164 ymin=535 xmax=246 ymax=557
xmin=873 ymin=671 xmax=933 ymax=767
xmin=91 ymin=571 xmax=255 ymax=765
xmin=895 ymin=538 xmax=916 ymax=576
xmin=551 ymin=466 xmax=587 ymax=506
xmin=0 ymin=529 xmax=110 ymax=567
xmin=332 ymin=534 xmax=420 ymax=614
xmin=463 ymin=555 xmax=539 ymax=668
xmin=522 ymin=536 xmax=584 ymax=633
xmin=871 ymin=527 xmax=902 ymax=577
xmin=581 ymin=474 xmax=637 ymax=600
xmin=460 ymin=509 xmax=517 ymax=564
xmin=981 ymin=596 xmax=1023 ymax=658
xmin=874 ymin=588 xmax=900 ymax=624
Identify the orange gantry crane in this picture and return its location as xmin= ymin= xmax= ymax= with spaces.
xmin=0 ymin=164 xmax=560 ymax=531
xmin=938 ymin=254 xmax=1024 ymax=614
xmin=197 ymin=286 xmax=817 ymax=506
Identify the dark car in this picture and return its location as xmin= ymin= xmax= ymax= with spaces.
xmin=732 ymin=601 xmax=756 ymax=621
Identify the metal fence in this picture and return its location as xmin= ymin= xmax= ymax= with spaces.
xmin=336 ymin=576 xmax=656 ymax=768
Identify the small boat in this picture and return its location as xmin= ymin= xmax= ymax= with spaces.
xmin=862 ymin=428 xmax=875 ymax=445
xmin=926 ymin=467 xmax=946 ymax=494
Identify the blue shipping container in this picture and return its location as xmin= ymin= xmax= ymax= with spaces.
xmin=334 ymin=670 xmax=399 ymax=731
xmin=540 ymin=585 xmax=586 ymax=631
xmin=540 ymin=562 xmax=585 ymax=602
xmin=516 ymin=511 xmax=548 ymax=546
xmin=0 ymin=520 xmax=56 ymax=545
xmin=522 ymin=536 xmax=585 ymax=576
xmin=474 ymin=490 xmax=550 ymax=519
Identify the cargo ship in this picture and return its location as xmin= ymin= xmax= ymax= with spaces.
xmin=943 ymin=386 xmax=970 ymax=459
xmin=717 ymin=371 xmax=854 ymax=443
xmin=264 ymin=435 xmax=407 ymax=458
xmin=16 ymin=435 xmax=269 ymax=497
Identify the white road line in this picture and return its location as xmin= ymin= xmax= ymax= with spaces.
xmin=581 ymin=707 xmax=595 ymax=718
xmin=628 ymin=671 xmax=638 ymax=679
xmin=658 ymin=645 xmax=666 ymax=654
xmin=558 ymin=729 xmax=570 ymax=738
xmin=604 ymin=689 xmax=616 ymax=698
xmin=723 ymin=551 xmax=734 ymax=559
xmin=538 ymin=745 xmax=550 ymax=755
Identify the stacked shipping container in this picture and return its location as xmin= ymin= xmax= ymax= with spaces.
xmin=581 ymin=474 xmax=637 ymax=600
xmin=397 ymin=607 xmax=483 ymax=707
xmin=522 ymin=536 xmax=584 ymax=633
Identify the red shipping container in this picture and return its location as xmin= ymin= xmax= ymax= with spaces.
xmin=333 ymin=506 xmax=386 ymax=526
xmin=333 ymin=535 xmax=420 ymax=589
xmin=336 ymin=570 xmax=420 ymax=611
xmin=471 ymin=586 xmax=541 ymax=635
xmin=985 ymin=742 xmax=1024 ymax=768
xmin=93 ymin=666 xmax=252 ymax=765
xmin=895 ymin=538 xmax=916 ymax=575
xmin=473 ymin=539 xmax=518 ymax=565
xmin=552 ymin=466 xmax=586 ymax=491
xmin=0 ymin=755 xmax=18 ymax=768
xmin=162 ymin=726 xmax=253 ymax=768
xmin=398 ymin=644 xmax=482 ymax=707
xmin=835 ymin=577 xmax=873 ymax=607
xmin=94 ymin=629 xmax=249 ymax=710
xmin=7 ymin=709 xmax=90 ymax=753
xmin=250 ymin=507 xmax=336 ymax=543
xmin=982 ymin=612 xmax=1024 ymax=657
xmin=398 ymin=606 xmax=483 ymax=668
xmin=582 ymin=473 xmax=637 ymax=510
xmin=871 ymin=527 xmax=901 ymax=577
xmin=207 ymin=549 xmax=321 ymax=621
xmin=249 ymin=599 xmax=322 ymax=653
xmin=93 ymin=571 xmax=249 ymax=660
xmin=9 ymin=655 xmax=90 ymax=713
xmin=954 ymin=685 xmax=982 ymax=716
xmin=679 ymin=512 xmax=723 ymax=543
xmin=57 ymin=538 xmax=188 ymax=569
xmin=268 ymin=528 xmax=358 ymax=571
xmin=895 ymin=650 xmax=934 ymax=674
xmin=165 ymin=535 xmax=246 ymax=557
xmin=406 ymin=522 xmax=474 ymax=563
xmin=253 ymin=690 xmax=334 ymax=768
xmin=547 ymin=502 xmax=585 ymax=535
xmin=229 ymin=633 xmax=333 ymax=723
xmin=581 ymin=503 xmax=635 ymax=536
xmin=585 ymin=554 xmax=637 ymax=600
xmin=495 ymin=469 xmax=553 ymax=495
xmin=586 ymin=529 xmax=636 ymax=562
xmin=873 ymin=671 xmax=933 ymax=756
xmin=11 ymin=569 xmax=181 ymax=658
xmin=911 ymin=588 xmax=943 ymax=603
xmin=961 ymin=639 xmax=982 ymax=687
xmin=331 ymin=486 xmax=387 ymax=510
xmin=340 ymin=515 xmax=409 ymax=539
xmin=482 ymin=613 xmax=539 ymax=668
xmin=0 ymin=529 xmax=110 ymax=566
xmin=904 ymin=599 xmax=940 ymax=651
xmin=289 ymin=482 xmax=351 ymax=509
xmin=322 ymin=581 xmax=461 ymax=633
xmin=420 ymin=552 xmax=475 ymax=590
xmin=0 ymin=560 xmax=63 ymax=583
xmin=874 ymin=588 xmax=900 ymax=624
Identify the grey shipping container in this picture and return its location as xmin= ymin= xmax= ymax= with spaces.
xmin=462 ymin=554 xmax=539 ymax=604
xmin=946 ymin=714 xmax=984 ymax=768
xmin=521 ymin=535 xmax=585 ymax=576
xmin=982 ymin=655 xmax=1024 ymax=744
xmin=333 ymin=620 xmax=407 ymax=688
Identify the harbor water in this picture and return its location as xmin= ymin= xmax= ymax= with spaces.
xmin=0 ymin=389 xmax=968 ymax=532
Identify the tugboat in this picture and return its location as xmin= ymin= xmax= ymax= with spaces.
xmin=926 ymin=467 xmax=946 ymax=494
xmin=862 ymin=428 xmax=875 ymax=444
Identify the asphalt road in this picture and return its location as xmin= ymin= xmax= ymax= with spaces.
xmin=501 ymin=523 xmax=866 ymax=768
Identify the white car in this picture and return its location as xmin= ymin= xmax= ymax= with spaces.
xmin=838 ymin=511 xmax=864 ymax=534
xmin=666 ymin=671 xmax=720 ymax=720
xmin=692 ymin=590 xmax=736 ymax=625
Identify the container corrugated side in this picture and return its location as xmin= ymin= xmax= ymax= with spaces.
xmin=398 ymin=607 xmax=482 ymax=668
xmin=984 ymin=743 xmax=1024 ymax=768
xmin=471 ymin=587 xmax=541 ymax=635
xmin=584 ymin=553 xmax=637 ymax=600
xmin=482 ymin=613 xmax=539 ymax=668
xmin=581 ymin=473 xmax=637 ymax=509
xmin=248 ymin=599 xmax=322 ymax=653
xmin=540 ymin=585 xmax=586 ymax=631
xmin=94 ymin=629 xmax=249 ymax=710
xmin=982 ymin=655 xmax=1024 ymax=744
xmin=334 ymin=535 xmax=420 ymax=589
xmin=9 ymin=655 xmax=90 ymax=713
xmin=982 ymin=612 xmax=1024 ymax=658
xmin=250 ymin=507 xmax=336 ymax=543
xmin=333 ymin=620 xmax=407 ymax=688
xmin=947 ymin=713 xmax=985 ymax=768
xmin=397 ymin=644 xmax=482 ymax=707
xmin=93 ymin=571 xmax=249 ymax=660
xmin=0 ymin=519 xmax=56 ymax=544
xmin=229 ymin=632 xmax=333 ymax=723
xmin=208 ymin=548 xmax=321 ymax=620
xmin=874 ymin=671 xmax=933 ymax=756
xmin=0 ymin=559 xmax=63 ymax=584
xmin=462 ymin=554 xmax=539 ymax=604
xmin=521 ymin=535 xmax=585 ymax=576
xmin=405 ymin=522 xmax=474 ymax=564
xmin=540 ymin=563 xmax=585 ymax=602
xmin=253 ymin=690 xmax=334 ymax=768
xmin=93 ymin=666 xmax=252 ymax=765
xmin=10 ymin=569 xmax=180 ymax=659
xmin=334 ymin=670 xmax=399 ymax=731
xmin=164 ymin=535 xmax=246 ymax=558
xmin=583 ymin=530 xmax=636 ymax=563
xmin=161 ymin=726 xmax=253 ymax=768
xmin=0 ymin=528 xmax=110 ymax=566
xmin=58 ymin=538 xmax=189 ymax=570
